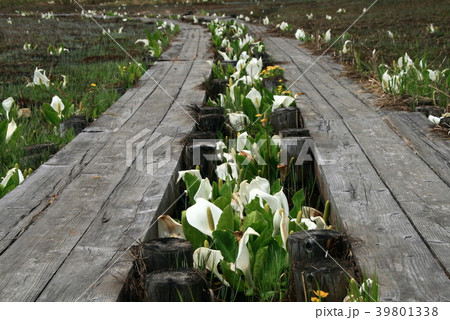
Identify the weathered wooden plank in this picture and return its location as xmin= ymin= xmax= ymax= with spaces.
xmin=0 ymin=22 xmax=210 ymax=301
xmin=0 ymin=131 xmax=110 ymax=253
xmin=259 ymin=34 xmax=450 ymax=301
xmin=36 ymin=58 xmax=211 ymax=301
xmin=384 ymin=111 xmax=450 ymax=187
xmin=307 ymin=118 xmax=450 ymax=301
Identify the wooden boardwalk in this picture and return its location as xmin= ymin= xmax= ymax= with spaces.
xmin=248 ymin=24 xmax=450 ymax=301
xmin=0 ymin=21 xmax=212 ymax=301
xmin=1 ymin=17 xmax=449 ymax=302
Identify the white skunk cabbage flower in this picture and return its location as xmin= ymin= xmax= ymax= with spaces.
xmin=216 ymin=162 xmax=238 ymax=181
xmin=246 ymin=88 xmax=262 ymax=112
xmin=234 ymin=227 xmax=259 ymax=287
xmin=2 ymin=97 xmax=14 ymax=120
xmin=278 ymin=21 xmax=289 ymax=31
xmin=428 ymin=69 xmax=439 ymax=82
xmin=428 ymin=115 xmax=441 ymax=125
xmin=194 ymin=178 xmax=213 ymax=201
xmin=325 ymin=15 xmax=332 ymax=20
xmin=186 ymin=198 xmax=222 ymax=238
xmin=324 ymin=29 xmax=331 ymax=42
xmin=177 ymin=169 xmax=202 ymax=183
xmin=342 ymin=40 xmax=351 ymax=54
xmin=236 ymin=131 xmax=248 ymax=152
xmin=381 ymin=70 xmax=391 ymax=92
xmin=262 ymin=16 xmax=269 ymax=25
xmin=135 ymin=39 xmax=149 ymax=46
xmin=398 ymin=52 xmax=413 ymax=71
xmin=228 ymin=112 xmax=249 ymax=131
xmin=5 ymin=119 xmax=17 ymax=143
xmin=272 ymin=95 xmax=295 ymax=111
xmin=194 ymin=247 xmax=228 ymax=285
xmin=1 ymin=167 xmax=24 ymax=187
xmin=50 ymin=95 xmax=64 ymax=118
xmin=245 ymin=57 xmax=263 ymax=80
xmin=306 ymin=13 xmax=313 ymax=20
xmin=295 ymin=29 xmax=306 ymax=41
xmin=33 ymin=68 xmax=50 ymax=87
xmin=157 ymin=215 xmax=185 ymax=239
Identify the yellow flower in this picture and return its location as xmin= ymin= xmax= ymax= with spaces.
xmin=313 ymin=290 xmax=329 ymax=298
xmin=90 ymin=83 xmax=96 ymax=87
xmin=260 ymin=118 xmax=267 ymax=123
xmin=311 ymin=297 xmax=320 ymax=302
xmin=255 ymin=113 xmax=262 ymax=117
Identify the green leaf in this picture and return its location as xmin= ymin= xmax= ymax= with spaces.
xmin=184 ymin=172 xmax=201 ymax=205
xmin=289 ymin=188 xmax=305 ymax=218
xmin=253 ymin=246 xmax=269 ymax=285
xmin=216 ymin=205 xmax=236 ymax=231
xmin=211 ymin=181 xmax=220 ymax=201
xmin=213 ymin=196 xmax=229 ymax=211
xmin=220 ymin=260 xmax=245 ymax=292
xmin=181 ymin=210 xmax=207 ymax=250
xmin=0 ymin=119 xmax=7 ymax=145
xmin=212 ymin=229 xmax=238 ymax=262
xmin=218 ymin=180 xmax=233 ymax=202
xmin=42 ymin=103 xmax=61 ymax=127
xmin=242 ymin=97 xmax=257 ymax=122
xmin=270 ymin=179 xmax=282 ymax=194
xmin=242 ymin=211 xmax=268 ymax=234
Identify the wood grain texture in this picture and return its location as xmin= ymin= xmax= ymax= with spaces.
xmin=0 ymin=23 xmax=211 ymax=302
xmin=384 ymin=111 xmax=450 ymax=187
xmin=251 ymin=28 xmax=450 ymax=301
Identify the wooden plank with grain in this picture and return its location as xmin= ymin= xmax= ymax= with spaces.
xmin=257 ymin=32 xmax=450 ymax=301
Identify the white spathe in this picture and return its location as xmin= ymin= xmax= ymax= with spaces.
xmin=342 ymin=40 xmax=351 ymax=54
xmin=295 ymin=29 xmax=306 ymax=41
xmin=216 ymin=162 xmax=238 ymax=181
xmin=157 ymin=215 xmax=185 ymax=239
xmin=228 ymin=112 xmax=249 ymax=131
xmin=194 ymin=178 xmax=213 ymax=201
xmin=185 ymin=198 xmax=223 ymax=238
xmin=33 ymin=68 xmax=50 ymax=87
xmin=135 ymin=39 xmax=149 ymax=46
xmin=50 ymin=95 xmax=65 ymax=118
xmin=245 ymin=57 xmax=263 ymax=80
xmin=5 ymin=119 xmax=17 ymax=143
xmin=177 ymin=169 xmax=202 ymax=183
xmin=1 ymin=167 xmax=24 ymax=187
xmin=272 ymin=95 xmax=295 ymax=111
xmin=193 ymin=247 xmax=228 ymax=285
xmin=2 ymin=97 xmax=14 ymax=120
xmin=236 ymin=132 xmax=248 ymax=152
xmin=246 ymin=88 xmax=262 ymax=112
xmin=324 ymin=29 xmax=331 ymax=42
xmin=234 ymin=227 xmax=259 ymax=287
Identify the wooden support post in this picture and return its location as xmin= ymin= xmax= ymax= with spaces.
xmin=197 ymin=114 xmax=225 ymax=133
xmin=288 ymin=230 xmax=353 ymax=302
xmin=142 ymin=238 xmax=194 ymax=273
xmin=270 ymin=106 xmax=302 ymax=134
xmin=146 ymin=268 xmax=209 ymax=302
xmin=184 ymin=132 xmax=219 ymax=179
xmin=287 ymin=230 xmax=350 ymax=262
xmin=59 ymin=115 xmax=87 ymax=135
xmin=292 ymin=259 xmax=355 ymax=302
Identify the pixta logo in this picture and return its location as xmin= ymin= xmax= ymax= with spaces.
xmin=126 ymin=129 xmax=172 ymax=175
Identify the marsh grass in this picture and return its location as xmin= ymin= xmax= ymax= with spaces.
xmin=0 ymin=14 xmax=155 ymax=180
